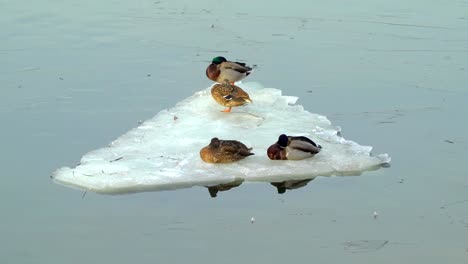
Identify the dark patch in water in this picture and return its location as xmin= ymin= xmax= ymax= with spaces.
xmin=378 ymin=121 xmax=395 ymax=124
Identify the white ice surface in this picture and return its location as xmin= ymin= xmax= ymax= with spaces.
xmin=52 ymin=82 xmax=390 ymax=194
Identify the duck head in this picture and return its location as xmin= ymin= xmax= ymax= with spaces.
xmin=209 ymin=137 xmax=220 ymax=148
xmin=211 ymin=56 xmax=227 ymax=65
xmin=277 ymin=134 xmax=289 ymax=148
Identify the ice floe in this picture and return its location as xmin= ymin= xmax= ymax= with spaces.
xmin=52 ymin=82 xmax=390 ymax=194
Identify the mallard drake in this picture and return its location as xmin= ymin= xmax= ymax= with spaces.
xmin=267 ymin=134 xmax=322 ymax=160
xmin=200 ymin=137 xmax=254 ymax=163
xmin=211 ymin=80 xmax=252 ymax=112
xmin=206 ymin=56 xmax=253 ymax=84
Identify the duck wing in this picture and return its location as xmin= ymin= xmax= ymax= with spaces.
xmin=234 ymin=61 xmax=247 ymax=67
xmin=216 ymin=82 xmax=251 ymax=102
xmin=220 ymin=140 xmax=253 ymax=156
xmin=289 ymin=136 xmax=322 ymax=148
xmin=230 ymin=86 xmax=252 ymax=102
xmin=288 ymin=137 xmax=322 ymax=154
xmin=220 ymin=61 xmax=252 ymax=73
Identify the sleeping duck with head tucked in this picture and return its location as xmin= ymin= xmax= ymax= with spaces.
xmin=267 ymin=134 xmax=322 ymax=160
xmin=206 ymin=56 xmax=253 ymax=84
xmin=200 ymin=137 xmax=254 ymax=163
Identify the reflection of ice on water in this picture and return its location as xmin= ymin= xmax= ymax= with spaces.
xmin=205 ymin=177 xmax=316 ymax=197
xmin=206 ymin=178 xmax=244 ymax=198
xmin=270 ymin=178 xmax=315 ymax=194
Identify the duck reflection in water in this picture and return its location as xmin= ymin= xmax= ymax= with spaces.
xmin=205 ymin=179 xmax=244 ymax=198
xmin=270 ymin=178 xmax=315 ymax=194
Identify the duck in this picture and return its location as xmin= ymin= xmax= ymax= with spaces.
xmin=267 ymin=134 xmax=322 ymax=160
xmin=206 ymin=56 xmax=253 ymax=84
xmin=211 ymin=80 xmax=252 ymax=112
xmin=200 ymin=137 xmax=254 ymax=163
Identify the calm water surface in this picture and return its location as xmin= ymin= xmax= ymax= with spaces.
xmin=1 ymin=0 xmax=467 ymax=263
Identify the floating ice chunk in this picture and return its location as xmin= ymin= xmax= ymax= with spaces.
xmin=52 ymin=83 xmax=390 ymax=194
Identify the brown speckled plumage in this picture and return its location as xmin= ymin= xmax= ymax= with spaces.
xmin=211 ymin=81 xmax=252 ymax=111
xmin=200 ymin=137 xmax=254 ymax=163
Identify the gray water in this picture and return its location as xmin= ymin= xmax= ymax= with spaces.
xmin=1 ymin=0 xmax=468 ymax=263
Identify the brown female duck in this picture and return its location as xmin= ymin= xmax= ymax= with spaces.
xmin=200 ymin=137 xmax=254 ymax=163
xmin=211 ymin=80 xmax=252 ymax=112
